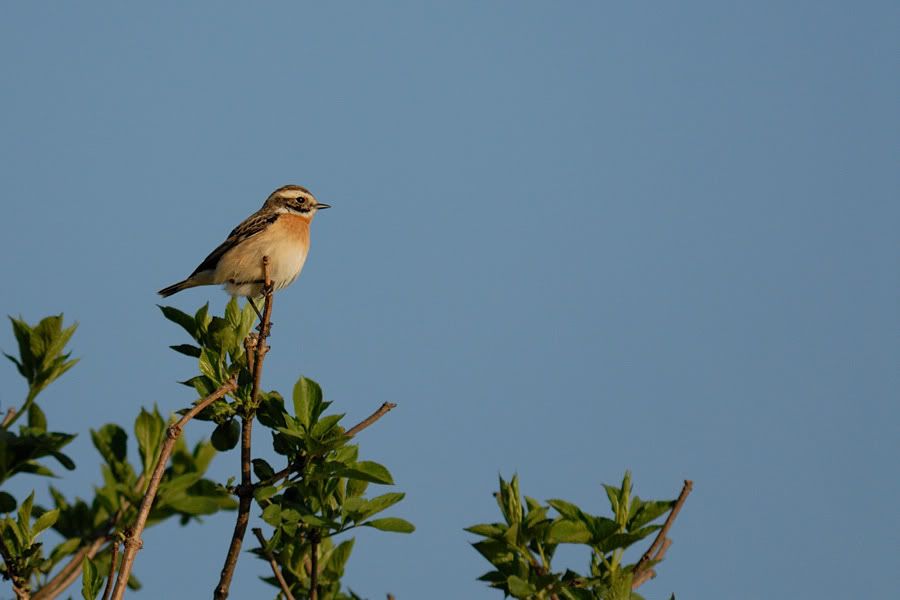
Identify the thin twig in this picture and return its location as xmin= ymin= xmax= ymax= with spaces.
xmin=101 ymin=540 xmax=119 ymax=600
xmin=215 ymin=257 xmax=274 ymax=600
xmin=257 ymin=402 xmax=398 ymax=490
xmin=631 ymin=479 xmax=693 ymax=590
xmin=252 ymin=528 xmax=296 ymax=600
xmin=33 ymin=538 xmax=105 ymax=600
xmin=309 ymin=534 xmax=319 ymax=600
xmin=631 ymin=538 xmax=672 ymax=588
xmin=1 ymin=407 xmax=16 ymax=428
xmin=110 ymin=379 xmax=236 ymax=600
xmin=34 ymin=476 xmax=142 ymax=600
xmin=344 ymin=402 xmax=397 ymax=438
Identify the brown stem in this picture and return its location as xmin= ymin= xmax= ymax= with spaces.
xmin=309 ymin=534 xmax=319 ymax=600
xmin=215 ymin=257 xmax=274 ymax=600
xmin=101 ymin=540 xmax=119 ymax=600
xmin=631 ymin=479 xmax=693 ymax=590
xmin=35 ymin=474 xmax=143 ymax=600
xmin=33 ymin=537 xmax=105 ymax=600
xmin=109 ymin=379 xmax=236 ymax=600
xmin=252 ymin=528 xmax=296 ymax=600
xmin=344 ymin=402 xmax=397 ymax=438
xmin=1 ymin=407 xmax=16 ymax=428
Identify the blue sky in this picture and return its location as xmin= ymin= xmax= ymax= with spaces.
xmin=1 ymin=2 xmax=897 ymax=598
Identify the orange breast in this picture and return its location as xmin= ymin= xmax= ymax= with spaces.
xmin=272 ymin=213 xmax=311 ymax=246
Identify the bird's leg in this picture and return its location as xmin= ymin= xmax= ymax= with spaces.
xmin=247 ymin=297 xmax=264 ymax=323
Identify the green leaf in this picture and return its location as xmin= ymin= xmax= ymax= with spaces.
xmin=464 ymin=523 xmax=506 ymax=538
xmin=18 ymin=491 xmax=35 ymax=538
xmin=50 ymin=537 xmax=82 ymax=564
xmin=346 ymin=478 xmax=369 ymax=498
xmin=355 ymin=492 xmax=405 ymax=521
xmin=600 ymin=525 xmax=661 ymax=553
xmin=292 ymin=377 xmax=323 ymax=429
xmin=628 ymin=500 xmax=675 ymax=531
xmin=0 ymin=492 xmax=16 ymax=513
xmin=158 ymin=305 xmax=197 ymax=339
xmin=211 ymin=420 xmax=240 ymax=451
xmin=548 ymin=498 xmax=582 ymax=520
xmin=194 ymin=303 xmax=211 ymax=335
xmin=337 ymin=461 xmax=394 ymax=485
xmin=251 ymin=458 xmax=275 ymax=481
xmin=165 ymin=496 xmax=221 ymax=516
xmin=507 ymin=575 xmax=537 ymax=598
xmin=134 ymin=407 xmax=166 ymax=472
xmin=198 ymin=348 xmax=223 ymax=383
xmin=323 ymin=538 xmax=354 ymax=578
xmin=311 ymin=413 xmax=345 ymax=439
xmin=81 ymin=556 xmax=103 ymax=600
xmin=362 ymin=517 xmax=415 ymax=533
xmin=254 ymin=486 xmax=278 ymax=502
xmin=169 ymin=344 xmax=202 ymax=358
xmin=547 ymin=519 xmax=592 ymax=544
xmin=158 ymin=473 xmax=203 ymax=497
xmin=28 ymin=402 xmax=47 ymax=431
xmin=91 ymin=424 xmax=128 ymax=465
xmin=33 ymin=508 xmax=59 ymax=535
xmin=261 ymin=504 xmax=281 ymax=527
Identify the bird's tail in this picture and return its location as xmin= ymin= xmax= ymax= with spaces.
xmin=158 ymin=278 xmax=199 ymax=298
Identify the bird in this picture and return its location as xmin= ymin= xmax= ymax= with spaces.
xmin=158 ymin=184 xmax=330 ymax=309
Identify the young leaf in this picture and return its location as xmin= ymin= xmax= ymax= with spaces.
xmin=337 ymin=461 xmax=394 ymax=485
xmin=362 ymin=517 xmax=415 ymax=533
xmin=81 ymin=556 xmax=103 ymax=600
xmin=28 ymin=402 xmax=47 ymax=431
xmin=159 ymin=305 xmax=197 ymax=339
xmin=32 ymin=508 xmax=59 ymax=536
xmin=134 ymin=407 xmax=166 ymax=472
xmin=507 ymin=575 xmax=537 ymax=598
xmin=292 ymin=377 xmax=323 ymax=429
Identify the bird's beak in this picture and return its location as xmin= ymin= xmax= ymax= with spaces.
xmin=316 ymin=203 xmax=332 ymax=210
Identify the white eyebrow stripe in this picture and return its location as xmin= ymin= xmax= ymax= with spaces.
xmin=277 ymin=189 xmax=310 ymax=199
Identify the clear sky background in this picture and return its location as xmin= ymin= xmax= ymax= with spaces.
xmin=1 ymin=2 xmax=897 ymax=599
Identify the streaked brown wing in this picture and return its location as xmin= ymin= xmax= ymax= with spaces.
xmin=190 ymin=211 xmax=279 ymax=276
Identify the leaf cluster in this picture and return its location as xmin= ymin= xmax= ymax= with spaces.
xmin=160 ymin=299 xmax=412 ymax=599
xmin=1 ymin=314 xmax=237 ymax=599
xmin=467 ymin=472 xmax=675 ymax=600
xmin=252 ymin=378 xmax=413 ymax=599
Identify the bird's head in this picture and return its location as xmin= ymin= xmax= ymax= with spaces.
xmin=265 ymin=185 xmax=331 ymax=219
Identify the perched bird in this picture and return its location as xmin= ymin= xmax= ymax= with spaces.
xmin=158 ymin=185 xmax=330 ymax=302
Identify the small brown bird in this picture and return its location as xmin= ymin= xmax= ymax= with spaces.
xmin=158 ymin=185 xmax=329 ymax=300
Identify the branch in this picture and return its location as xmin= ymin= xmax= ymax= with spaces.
xmin=1 ymin=407 xmax=16 ymax=428
xmin=34 ymin=473 xmax=143 ymax=600
xmin=309 ymin=533 xmax=319 ymax=600
xmin=33 ymin=537 xmax=105 ymax=600
xmin=100 ymin=539 xmax=119 ymax=600
xmin=215 ymin=257 xmax=274 ymax=600
xmin=110 ymin=379 xmax=237 ymax=600
xmin=258 ymin=402 xmax=398 ymax=490
xmin=252 ymin=528 xmax=295 ymax=600
xmin=344 ymin=402 xmax=397 ymax=438
xmin=632 ymin=479 xmax=693 ymax=590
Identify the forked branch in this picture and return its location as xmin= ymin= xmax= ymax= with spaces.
xmin=252 ymin=528 xmax=296 ymax=600
xmin=631 ymin=479 xmax=693 ymax=589
xmin=109 ymin=379 xmax=237 ymax=600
